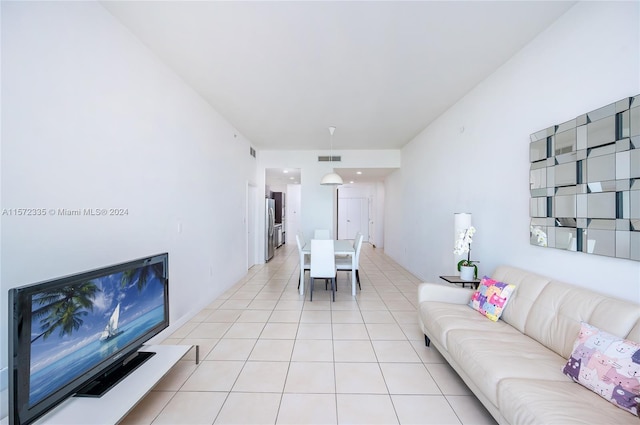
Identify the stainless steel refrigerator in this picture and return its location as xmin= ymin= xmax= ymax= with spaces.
xmin=265 ymin=198 xmax=275 ymax=262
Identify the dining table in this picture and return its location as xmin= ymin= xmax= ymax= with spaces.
xmin=300 ymin=239 xmax=357 ymax=296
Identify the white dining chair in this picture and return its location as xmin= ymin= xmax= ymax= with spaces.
xmin=297 ymin=230 xmax=306 ymax=247
xmin=336 ymin=233 xmax=363 ymax=290
xmin=309 ymin=239 xmax=336 ymax=302
xmin=296 ymin=233 xmax=310 ymax=290
xmin=314 ymin=229 xmax=331 ymax=240
xmin=353 ymin=232 xmax=362 ymax=248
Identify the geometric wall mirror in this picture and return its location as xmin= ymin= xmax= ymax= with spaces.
xmin=529 ymin=94 xmax=640 ymax=260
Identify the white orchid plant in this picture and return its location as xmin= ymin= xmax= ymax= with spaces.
xmin=453 ymin=226 xmax=478 ymax=279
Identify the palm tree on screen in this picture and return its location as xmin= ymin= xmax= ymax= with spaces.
xmin=120 ymin=263 xmax=164 ymax=291
xmin=31 ymin=281 xmax=100 ymax=343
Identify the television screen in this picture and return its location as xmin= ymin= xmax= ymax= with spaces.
xmin=9 ymin=253 xmax=169 ymax=425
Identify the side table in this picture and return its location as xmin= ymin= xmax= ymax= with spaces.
xmin=439 ymin=275 xmax=480 ymax=289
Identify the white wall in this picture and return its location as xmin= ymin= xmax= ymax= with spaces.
xmin=385 ymin=1 xmax=640 ymax=303
xmin=286 ymin=184 xmax=301 ymax=245
xmin=0 ymin=0 xmax=256 ymax=382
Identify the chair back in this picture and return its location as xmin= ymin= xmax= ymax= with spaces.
xmin=353 ymin=233 xmax=364 ymax=269
xmin=295 ymin=233 xmax=305 ymax=253
xmin=314 ymin=229 xmax=331 ymax=239
xmin=296 ymin=231 xmax=306 ymax=247
xmin=353 ymin=232 xmax=362 ymax=248
xmin=310 ymin=239 xmax=336 ymax=278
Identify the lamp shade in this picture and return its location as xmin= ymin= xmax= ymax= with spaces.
xmin=320 ymin=172 xmax=343 ymax=185
xmin=454 ymin=213 xmax=472 ymax=236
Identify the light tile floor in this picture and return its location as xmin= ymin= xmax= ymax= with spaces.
xmin=121 ymin=243 xmax=497 ymax=425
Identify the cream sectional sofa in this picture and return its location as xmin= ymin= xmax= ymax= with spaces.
xmin=418 ymin=265 xmax=640 ymax=424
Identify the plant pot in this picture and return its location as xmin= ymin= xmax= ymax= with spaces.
xmin=460 ymin=266 xmax=475 ymax=281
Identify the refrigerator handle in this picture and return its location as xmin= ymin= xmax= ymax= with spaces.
xmin=269 ymin=208 xmax=275 ymax=236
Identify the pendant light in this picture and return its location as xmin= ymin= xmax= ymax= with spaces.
xmin=320 ymin=126 xmax=343 ymax=185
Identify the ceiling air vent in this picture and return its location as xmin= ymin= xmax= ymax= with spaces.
xmin=318 ymin=155 xmax=341 ymax=162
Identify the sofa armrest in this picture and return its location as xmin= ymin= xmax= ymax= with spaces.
xmin=417 ymin=282 xmax=475 ymax=305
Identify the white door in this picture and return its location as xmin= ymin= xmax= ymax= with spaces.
xmin=247 ymin=184 xmax=257 ymax=269
xmin=338 ymin=198 xmax=368 ymax=240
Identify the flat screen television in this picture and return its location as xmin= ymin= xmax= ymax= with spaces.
xmin=8 ymin=253 xmax=169 ymax=425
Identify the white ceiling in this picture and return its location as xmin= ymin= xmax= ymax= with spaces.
xmin=102 ymin=1 xmax=575 ymax=151
xmin=266 ymin=167 xmax=301 ymax=186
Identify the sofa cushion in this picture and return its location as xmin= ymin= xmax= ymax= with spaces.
xmin=446 ymin=328 xmax=568 ymax=406
xmin=468 ymin=276 xmax=515 ymax=321
xmin=492 ymin=267 xmax=640 ymax=353
xmin=562 ymin=322 xmax=640 ymax=416
xmin=419 ymin=301 xmax=520 ymax=351
xmin=629 ymin=321 xmax=640 ymax=344
xmin=588 ymin=299 xmax=640 ymax=343
xmin=524 ymin=281 xmax=618 ymax=359
xmin=498 ymin=378 xmax=639 ymax=424
xmin=492 ymin=265 xmax=551 ymax=333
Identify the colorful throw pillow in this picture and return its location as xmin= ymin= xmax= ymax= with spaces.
xmin=562 ymin=322 xmax=640 ymax=417
xmin=467 ymin=276 xmax=516 ymax=322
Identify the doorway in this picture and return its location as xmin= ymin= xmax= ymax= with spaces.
xmin=265 ymin=168 xmax=301 ymax=246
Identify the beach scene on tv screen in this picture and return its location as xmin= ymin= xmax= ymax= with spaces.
xmin=28 ymin=264 xmax=166 ymax=406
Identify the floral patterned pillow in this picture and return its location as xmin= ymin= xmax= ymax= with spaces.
xmin=467 ymin=276 xmax=515 ymax=322
xmin=562 ymin=322 xmax=640 ymax=417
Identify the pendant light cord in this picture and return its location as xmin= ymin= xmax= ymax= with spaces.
xmin=329 ymin=126 xmax=336 ymax=166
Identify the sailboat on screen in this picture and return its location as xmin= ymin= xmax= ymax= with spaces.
xmin=100 ymin=303 xmax=123 ymax=341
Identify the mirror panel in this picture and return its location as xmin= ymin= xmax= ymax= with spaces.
xmin=576 ymin=194 xmax=588 ymax=218
xmin=555 ymin=129 xmax=576 ymax=155
xmin=587 ymin=116 xmax=616 ymax=148
xmin=617 ymin=110 xmax=630 ymax=139
xmin=529 ymin=94 xmax=640 ymax=261
xmin=577 ymin=125 xmax=588 ymax=150
xmin=587 ymin=192 xmax=616 ymax=219
xmin=618 ymin=191 xmax=630 ymax=219
xmin=616 ymin=151 xmax=630 ymax=179
xmin=530 ymin=165 xmax=546 ymax=190
xmin=555 ymin=227 xmax=577 ymax=251
xmin=630 ymin=105 xmax=640 ymax=137
xmin=584 ymin=229 xmax=615 ymax=257
xmin=555 ymin=162 xmax=577 ymax=186
xmin=530 ymin=140 xmax=548 ymax=162
xmin=587 ymin=102 xmax=616 ymax=122
xmin=554 ymin=194 xmax=576 ymax=218
xmin=631 ymin=232 xmax=640 ymax=260
xmin=587 ymin=154 xmax=616 ymax=182
xmin=530 ymin=197 xmax=547 ymax=218
xmin=530 ymin=221 xmax=548 ymax=247
xmin=631 ymin=149 xmax=640 ymax=178
xmin=630 ymin=190 xmax=640 ymax=219
xmin=616 ymin=230 xmax=630 ymax=259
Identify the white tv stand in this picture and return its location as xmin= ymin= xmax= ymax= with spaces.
xmin=30 ymin=344 xmax=195 ymax=425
